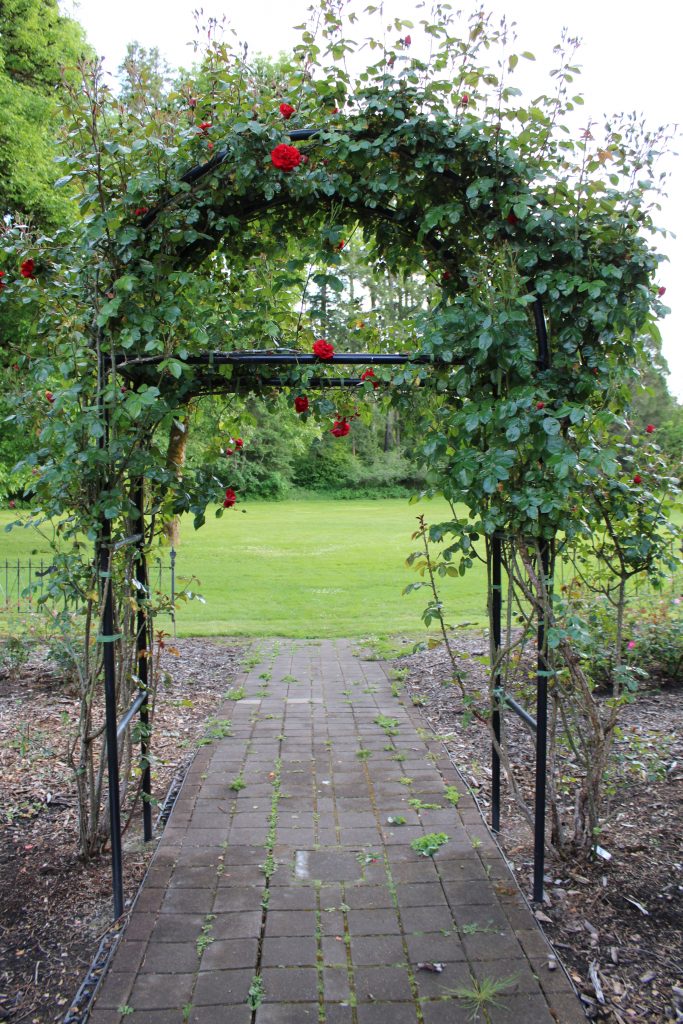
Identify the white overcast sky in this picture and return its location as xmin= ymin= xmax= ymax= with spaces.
xmin=61 ymin=0 xmax=682 ymax=399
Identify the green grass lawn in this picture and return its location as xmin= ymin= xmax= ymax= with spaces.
xmin=0 ymin=498 xmax=489 ymax=638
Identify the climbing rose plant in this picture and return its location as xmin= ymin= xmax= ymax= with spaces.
xmin=0 ymin=0 xmax=678 ymax=859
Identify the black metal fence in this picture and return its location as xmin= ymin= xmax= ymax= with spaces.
xmin=0 ymin=551 xmax=177 ymax=634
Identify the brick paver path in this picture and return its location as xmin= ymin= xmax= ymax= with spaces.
xmin=89 ymin=639 xmax=586 ymax=1023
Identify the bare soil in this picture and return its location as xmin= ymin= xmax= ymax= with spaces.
xmin=0 ymin=633 xmax=681 ymax=1024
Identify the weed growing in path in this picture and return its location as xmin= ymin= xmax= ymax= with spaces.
xmin=411 ymin=833 xmax=450 ymax=857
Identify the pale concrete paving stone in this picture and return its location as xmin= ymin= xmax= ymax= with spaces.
xmin=128 ymin=971 xmax=195 ymax=1010
xmin=93 ymin=972 xmax=135 ymax=1009
xmin=198 ymin=937 xmax=259 ymax=970
xmin=193 ymin=967 xmax=254 ymax=1005
xmin=260 ymin=966 xmax=319 ymax=1001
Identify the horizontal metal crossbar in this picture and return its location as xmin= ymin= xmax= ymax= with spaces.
xmin=184 ymin=352 xmax=440 ymax=366
xmin=116 ymin=690 xmax=147 ymax=741
xmin=495 ymin=688 xmax=538 ymax=731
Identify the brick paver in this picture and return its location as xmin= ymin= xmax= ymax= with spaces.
xmin=89 ymin=639 xmax=586 ymax=1023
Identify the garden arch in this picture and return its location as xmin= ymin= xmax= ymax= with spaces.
xmin=83 ymin=108 xmax=657 ymax=918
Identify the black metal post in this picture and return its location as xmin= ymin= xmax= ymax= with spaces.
xmin=532 ymin=295 xmax=551 ymax=903
xmin=100 ymin=517 xmax=124 ymax=919
xmin=134 ymin=480 xmax=153 ymax=843
xmin=491 ymin=535 xmax=502 ymax=833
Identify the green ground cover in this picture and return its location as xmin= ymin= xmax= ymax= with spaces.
xmin=0 ymin=498 xmax=488 ymax=638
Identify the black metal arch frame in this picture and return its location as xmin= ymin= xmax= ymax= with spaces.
xmin=102 ymin=302 xmax=552 ymax=919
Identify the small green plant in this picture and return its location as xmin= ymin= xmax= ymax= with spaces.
xmin=471 ymin=837 xmax=482 ymax=850
xmin=448 ymin=973 xmax=519 ymax=1020
xmin=182 ymin=1005 xmax=192 ymax=1023
xmin=196 ymin=915 xmax=216 ymax=957
xmin=197 ymin=718 xmax=231 ymax=746
xmin=408 ymin=798 xmax=442 ymax=811
xmin=411 ymin=832 xmax=450 ymax=857
xmin=281 ymin=673 xmax=298 ymax=683
xmin=356 ymin=850 xmax=379 ymax=866
xmin=225 ymin=685 xmax=246 ymax=701
xmin=411 ymin=692 xmax=428 ymax=706
xmin=356 ymin=747 xmax=372 ymax=761
xmin=399 ymin=776 xmax=413 ymax=786
xmin=374 ymin=714 xmax=400 ymax=736
xmin=444 ymin=785 xmax=461 ymax=806
xmin=229 ymin=775 xmax=246 ymax=792
xmin=386 ymin=815 xmax=406 ymax=826
xmin=117 ymin=1008 xmax=134 ymax=1017
xmin=247 ymin=975 xmax=265 ymax=1010
xmin=258 ymin=670 xmax=272 ymax=681
xmin=392 ymin=751 xmax=406 ymax=762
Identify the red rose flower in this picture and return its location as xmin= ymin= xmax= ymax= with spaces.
xmin=225 ymin=448 xmax=234 ymax=457
xmin=45 ymin=390 xmax=54 ymax=403
xmin=188 ymin=97 xmax=197 ymax=109
xmin=335 ymin=239 xmax=346 ymax=251
xmin=536 ymin=401 xmax=545 ymax=410
xmin=312 ymin=338 xmax=335 ymax=360
xmin=223 ymin=488 xmax=237 ymax=508
xmin=199 ymin=121 xmax=212 ymax=134
xmin=506 ymin=212 xmax=518 ymax=225
xmin=270 ymin=144 xmax=302 ymax=171
xmin=134 ymin=207 xmax=149 ymax=216
xmin=294 ymin=395 xmax=309 ymax=414
xmin=331 ymin=417 xmax=350 ymax=437
xmin=20 ymin=259 xmax=35 ymax=279
xmin=8 ymin=500 xmax=16 ymax=509
xmin=0 ymin=270 xmax=5 ymax=291
xmin=633 ymin=474 xmax=642 ymax=485
xmin=279 ymin=102 xmax=295 ymax=120
xmin=645 ymin=424 xmax=655 ymax=433
xmin=658 ymin=286 xmax=666 ymax=297
xmin=461 ymin=93 xmax=469 ymax=106
xmin=235 ymin=437 xmax=244 ymax=449
xmin=207 ymin=141 xmax=214 ymax=151
xmin=441 ymin=270 xmax=452 ymax=283
xmin=361 ymin=368 xmax=379 ymax=389
xmin=404 ymin=34 xmax=411 ymax=46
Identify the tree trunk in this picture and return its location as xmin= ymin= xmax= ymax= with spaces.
xmin=164 ymin=417 xmax=189 ymax=547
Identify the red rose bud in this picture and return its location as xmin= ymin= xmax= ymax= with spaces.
xmin=8 ymin=500 xmax=16 ymax=509
xmin=270 ymin=143 xmax=303 ymax=171
xmin=645 ymin=424 xmax=655 ymax=433
xmin=312 ymin=338 xmax=335 ymax=360
xmin=331 ymin=417 xmax=351 ymax=437
xmin=536 ymin=401 xmax=545 ymax=410
xmin=188 ymin=96 xmax=197 ymax=108
xmin=331 ymin=107 xmax=339 ymax=114
xmin=207 ymin=141 xmax=214 ymax=151
xmin=134 ymin=207 xmax=149 ymax=216
xmin=633 ymin=474 xmax=642 ymax=485
xmin=279 ymin=102 xmax=295 ymax=119
xmin=404 ymin=34 xmax=411 ymax=46
xmin=20 ymin=258 xmax=35 ymax=279
xmin=461 ymin=93 xmax=469 ymax=106
xmin=506 ymin=212 xmax=518 ymax=225
xmin=223 ymin=488 xmax=237 ymax=508
xmin=658 ymin=286 xmax=666 ymax=297
xmin=225 ymin=448 xmax=234 ymax=457
xmin=294 ymin=395 xmax=309 ymax=414
xmin=335 ymin=239 xmax=346 ymax=251
xmin=361 ymin=368 xmax=379 ymax=389
xmin=0 ymin=270 xmax=5 ymax=291
xmin=199 ymin=121 xmax=212 ymax=133
xmin=45 ymin=390 xmax=54 ymax=403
